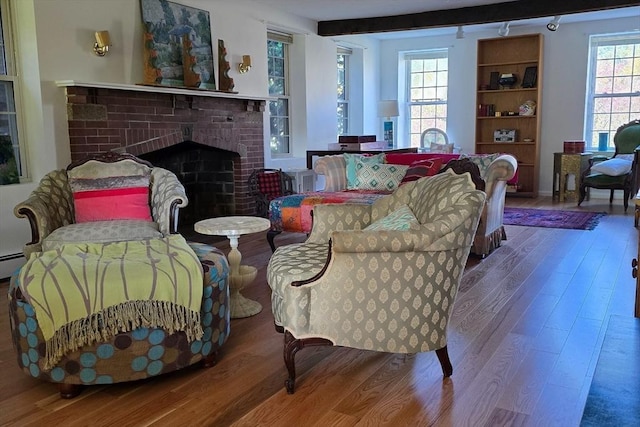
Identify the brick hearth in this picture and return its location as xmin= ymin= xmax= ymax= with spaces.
xmin=63 ymin=85 xmax=266 ymax=217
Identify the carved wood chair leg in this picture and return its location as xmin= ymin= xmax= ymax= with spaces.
xmin=282 ymin=330 xmax=333 ymax=394
xmin=610 ymin=189 xmax=614 ymax=204
xmin=267 ymin=230 xmax=281 ymax=252
xmin=283 ymin=330 xmax=301 ymax=394
xmin=436 ymin=346 xmax=453 ymax=378
xmin=202 ymin=351 xmax=218 ymax=368
xmin=58 ymin=383 xmax=82 ymax=399
xmin=578 ymin=185 xmax=586 ymax=206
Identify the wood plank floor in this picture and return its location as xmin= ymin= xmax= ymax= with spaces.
xmin=0 ymin=196 xmax=637 ymax=427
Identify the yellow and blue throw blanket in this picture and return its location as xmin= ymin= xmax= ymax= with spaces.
xmin=19 ymin=234 xmax=204 ymax=370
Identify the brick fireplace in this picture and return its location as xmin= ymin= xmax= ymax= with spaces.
xmin=62 ymin=83 xmax=266 ymax=230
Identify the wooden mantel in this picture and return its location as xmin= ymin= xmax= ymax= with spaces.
xmin=55 ymin=80 xmax=270 ymax=103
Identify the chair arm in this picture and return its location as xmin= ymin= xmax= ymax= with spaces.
xmin=483 ymin=154 xmax=517 ymax=200
xmin=313 ymin=155 xmax=348 ymax=191
xmin=13 ymin=170 xmax=74 ymax=257
xmin=150 ymin=168 xmax=188 ymax=235
xmin=306 ymin=203 xmax=373 ymax=243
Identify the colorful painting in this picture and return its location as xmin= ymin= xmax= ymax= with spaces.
xmin=140 ymin=0 xmax=216 ymax=90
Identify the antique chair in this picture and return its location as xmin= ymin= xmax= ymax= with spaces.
xmin=420 ymin=128 xmax=454 ymax=153
xmin=9 ymin=152 xmax=231 ymax=398
xmin=579 ymin=119 xmax=640 ymax=211
xmin=267 ymin=169 xmax=486 ymax=393
xmin=247 ymin=168 xmax=294 ymax=218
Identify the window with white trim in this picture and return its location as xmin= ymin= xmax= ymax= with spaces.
xmin=0 ymin=0 xmax=23 ymax=185
xmin=267 ymin=31 xmax=292 ymax=156
xmin=337 ymin=47 xmax=351 ymax=136
xmin=406 ymin=49 xmax=448 ymax=148
xmin=585 ymin=32 xmax=640 ymax=151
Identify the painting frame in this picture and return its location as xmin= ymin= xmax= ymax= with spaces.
xmin=140 ymin=0 xmax=216 ymax=90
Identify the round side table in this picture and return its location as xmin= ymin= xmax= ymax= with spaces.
xmin=195 ymin=216 xmax=270 ymax=318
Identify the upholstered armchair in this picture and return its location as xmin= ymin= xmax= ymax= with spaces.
xmin=579 ymin=119 xmax=640 ymax=211
xmin=14 ymin=152 xmax=188 ymax=257
xmin=267 ymin=170 xmax=486 ymax=393
xmin=10 ymin=152 xmax=231 ymax=398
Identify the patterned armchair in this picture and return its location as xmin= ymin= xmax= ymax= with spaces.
xmin=14 ymin=152 xmax=188 ymax=257
xmin=267 ymin=170 xmax=486 ymax=393
xmin=10 ymin=153 xmax=231 ymax=398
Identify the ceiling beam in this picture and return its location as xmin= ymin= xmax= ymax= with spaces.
xmin=317 ymin=0 xmax=640 ymax=36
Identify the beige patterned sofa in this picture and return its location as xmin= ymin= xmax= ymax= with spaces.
xmin=312 ymin=152 xmax=518 ymax=257
xmin=267 ymin=169 xmax=486 ymax=393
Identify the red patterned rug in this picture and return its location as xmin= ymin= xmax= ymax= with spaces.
xmin=503 ymin=208 xmax=606 ymax=230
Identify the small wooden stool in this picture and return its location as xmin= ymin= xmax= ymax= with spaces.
xmin=635 ymin=190 xmax=640 ymax=227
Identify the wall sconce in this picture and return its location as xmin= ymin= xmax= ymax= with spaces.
xmin=238 ymin=55 xmax=251 ymax=73
xmin=547 ymin=16 xmax=561 ymax=31
xmin=456 ymin=26 xmax=465 ymax=39
xmin=497 ymin=22 xmax=510 ymax=37
xmin=93 ymin=30 xmax=111 ymax=56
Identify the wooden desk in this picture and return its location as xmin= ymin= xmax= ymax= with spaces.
xmin=306 ymin=147 xmax=417 ymax=169
xmin=552 ymin=152 xmax=592 ymax=202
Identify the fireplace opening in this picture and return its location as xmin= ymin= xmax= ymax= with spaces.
xmin=139 ymin=141 xmax=238 ymax=237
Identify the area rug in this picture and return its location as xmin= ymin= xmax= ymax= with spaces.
xmin=503 ymin=207 xmax=606 ymax=230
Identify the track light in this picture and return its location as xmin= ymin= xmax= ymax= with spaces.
xmin=547 ymin=16 xmax=561 ymax=31
xmin=456 ymin=25 xmax=464 ymax=39
xmin=498 ymin=22 xmax=510 ymax=37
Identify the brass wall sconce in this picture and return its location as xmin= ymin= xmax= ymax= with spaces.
xmin=93 ymin=30 xmax=111 ymax=56
xmin=238 ymin=55 xmax=251 ymax=73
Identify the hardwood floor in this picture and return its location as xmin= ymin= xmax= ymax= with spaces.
xmin=1 ymin=196 xmax=637 ymax=426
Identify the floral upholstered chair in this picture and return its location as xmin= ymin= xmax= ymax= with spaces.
xmin=9 ymin=153 xmax=231 ymax=398
xmin=267 ymin=169 xmax=486 ymax=393
xmin=14 ymin=152 xmax=187 ymax=257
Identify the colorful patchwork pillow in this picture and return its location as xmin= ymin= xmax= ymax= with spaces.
xmin=69 ymin=173 xmax=153 ymax=223
xmin=344 ymin=153 xmax=386 ymax=189
xmin=400 ymin=157 xmax=443 ymax=184
xmin=353 ymin=161 xmax=408 ymax=191
xmin=365 ymin=205 xmax=419 ymax=231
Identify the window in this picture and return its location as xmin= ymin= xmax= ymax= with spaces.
xmin=337 ymin=47 xmax=351 ymax=136
xmin=405 ymin=49 xmax=448 ymax=148
xmin=267 ymin=31 xmax=292 ymax=156
xmin=585 ymin=32 xmax=640 ymax=151
xmin=0 ymin=0 xmax=23 ymax=185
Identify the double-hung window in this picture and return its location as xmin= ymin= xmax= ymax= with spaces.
xmin=406 ymin=49 xmax=448 ymax=148
xmin=0 ymin=0 xmax=23 ymax=185
xmin=337 ymin=47 xmax=351 ymax=136
xmin=267 ymin=31 xmax=292 ymax=156
xmin=584 ymin=32 xmax=640 ymax=151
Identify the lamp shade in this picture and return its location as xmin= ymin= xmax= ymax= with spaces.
xmin=377 ymin=100 xmax=399 ymax=118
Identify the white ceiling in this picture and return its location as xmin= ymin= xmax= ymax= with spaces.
xmin=249 ymin=0 xmax=640 ymax=39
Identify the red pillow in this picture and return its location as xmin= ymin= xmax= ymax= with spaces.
xmin=257 ymin=171 xmax=283 ymax=199
xmin=400 ymin=158 xmax=443 ymax=184
xmin=70 ymin=174 xmax=153 ymax=223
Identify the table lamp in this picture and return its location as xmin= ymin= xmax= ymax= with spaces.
xmin=378 ymin=100 xmax=399 ymax=148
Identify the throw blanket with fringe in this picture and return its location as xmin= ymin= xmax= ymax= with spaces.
xmin=18 ymin=235 xmax=204 ymax=370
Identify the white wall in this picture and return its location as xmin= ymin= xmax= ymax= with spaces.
xmin=0 ymin=0 xmax=353 ymax=277
xmin=377 ymin=15 xmax=640 ymax=197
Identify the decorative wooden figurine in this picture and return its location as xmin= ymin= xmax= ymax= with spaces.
xmin=182 ymin=34 xmax=201 ymax=88
xmin=218 ymin=39 xmax=235 ymax=92
xmin=142 ymin=31 xmax=162 ymax=85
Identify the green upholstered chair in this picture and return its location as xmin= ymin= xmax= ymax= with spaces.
xmin=579 ymin=120 xmax=640 ymax=211
xmin=266 ymin=169 xmax=486 ymax=393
